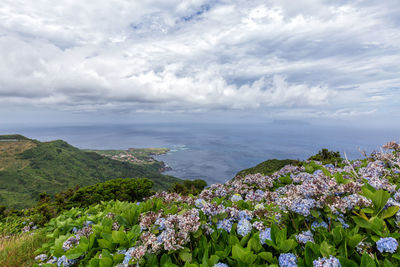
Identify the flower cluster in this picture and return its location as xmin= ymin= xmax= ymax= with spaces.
xmin=296 ymin=230 xmax=314 ymax=244
xmin=376 ymin=237 xmax=398 ymax=253
xmin=279 ymin=253 xmax=297 ymax=267
xmin=237 ymin=219 xmax=252 ymax=237
xmin=313 ymin=256 xmax=341 ymax=267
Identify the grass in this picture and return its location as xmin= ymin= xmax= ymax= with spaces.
xmin=0 ymin=140 xmax=36 ymax=171
xmin=0 ymin=231 xmax=48 ymax=267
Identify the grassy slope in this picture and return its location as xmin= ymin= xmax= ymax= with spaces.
xmin=0 ymin=231 xmax=48 ymax=267
xmin=236 ymin=159 xmax=297 ymax=177
xmin=0 ymin=136 xmax=180 ymax=209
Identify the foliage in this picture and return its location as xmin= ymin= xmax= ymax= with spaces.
xmin=236 ymin=159 xmax=297 ymax=177
xmin=169 ymin=179 xmax=208 ymax=195
xmin=6 ymin=141 xmax=400 ymax=267
xmin=0 ymin=230 xmax=48 ymax=267
xmin=0 ymin=135 xmax=181 ymax=209
xmin=308 ymin=148 xmax=342 ymax=164
xmin=0 ymin=178 xmax=154 ymax=234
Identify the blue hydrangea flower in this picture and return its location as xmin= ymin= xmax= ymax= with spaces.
xmin=394 ymin=169 xmax=400 ymax=174
xmin=324 ymin=164 xmax=335 ymax=169
xmin=237 ymin=219 xmax=252 ymax=237
xmin=296 ymin=230 xmax=314 ymax=244
xmin=136 ymin=202 xmax=141 ymax=205
xmin=313 ymin=170 xmax=323 ymax=175
xmin=313 ymin=256 xmax=341 ymax=267
xmin=231 ymin=194 xmax=243 ymax=202
xmin=123 ymin=247 xmax=136 ymax=264
xmin=336 ymin=216 xmax=349 ymax=229
xmin=57 ymin=255 xmax=77 ymax=267
xmin=260 ymin=228 xmax=271 ymax=244
xmin=279 ymin=253 xmax=297 ymax=267
xmin=213 ymin=263 xmax=229 ymax=267
xmin=376 ymin=237 xmax=398 ymax=253
xmin=311 ymin=221 xmax=328 ymax=231
xmin=255 ymin=189 xmax=264 ymax=196
xmin=289 ymin=198 xmax=316 ymax=216
xmin=83 ymin=220 xmax=94 ymax=227
xmin=238 ymin=210 xmax=253 ymax=221
xmin=195 ymin=198 xmax=206 ymax=208
xmin=71 ymin=227 xmax=78 ymax=233
xmin=217 ymin=219 xmax=233 ymax=232
xmin=155 ymin=217 xmax=166 ymax=230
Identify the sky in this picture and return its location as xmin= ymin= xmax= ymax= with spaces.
xmin=0 ymin=0 xmax=400 ymax=125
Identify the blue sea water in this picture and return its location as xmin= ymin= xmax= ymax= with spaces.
xmin=0 ymin=122 xmax=398 ymax=185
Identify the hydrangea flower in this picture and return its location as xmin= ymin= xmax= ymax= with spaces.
xmin=122 ymin=247 xmax=136 ymax=264
xmin=83 ymin=221 xmax=94 ymax=227
xmin=296 ymin=230 xmax=314 ymax=244
xmin=195 ymin=198 xmax=206 ymax=209
xmin=376 ymin=237 xmax=398 ymax=253
xmin=313 ymin=256 xmax=341 ymax=267
xmin=231 ymin=194 xmax=243 ymax=202
xmin=57 ymin=255 xmax=77 ymax=267
xmin=155 ymin=218 xmax=166 ymax=230
xmin=311 ymin=221 xmax=328 ymax=231
xmin=279 ymin=253 xmax=297 ymax=267
xmin=238 ymin=210 xmax=253 ymax=221
xmin=35 ymin=254 xmax=48 ymax=262
xmin=217 ymin=219 xmax=233 ymax=232
xmin=237 ymin=219 xmax=252 ymax=237
xmin=213 ymin=263 xmax=229 ymax=267
xmin=260 ymin=228 xmax=271 ymax=244
xmin=325 ymin=164 xmax=335 ymax=169
xmin=289 ymin=198 xmax=316 ymax=216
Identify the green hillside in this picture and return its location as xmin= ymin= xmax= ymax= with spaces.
xmin=236 ymin=158 xmax=297 ymax=177
xmin=0 ymin=135 xmax=181 ymax=209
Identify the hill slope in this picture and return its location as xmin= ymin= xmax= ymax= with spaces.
xmin=236 ymin=158 xmax=297 ymax=177
xmin=0 ymin=135 xmax=180 ymax=208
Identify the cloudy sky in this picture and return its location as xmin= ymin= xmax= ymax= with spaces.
xmin=1 ymin=0 xmax=399 ymax=125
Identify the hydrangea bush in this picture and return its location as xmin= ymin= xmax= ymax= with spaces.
xmin=33 ymin=141 xmax=400 ymax=266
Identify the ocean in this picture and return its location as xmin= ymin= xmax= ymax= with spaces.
xmin=0 ymin=122 xmax=398 ymax=185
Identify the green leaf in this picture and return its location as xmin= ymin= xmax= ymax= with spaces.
xmin=347 ymin=234 xmax=364 ymax=249
xmin=248 ymin=237 xmax=262 ymax=252
xmin=232 ymin=245 xmax=245 ymax=261
xmin=320 ymin=241 xmax=336 ymax=258
xmin=360 ymin=253 xmax=376 ymax=267
xmin=311 ymin=210 xmax=320 ymax=218
xmin=65 ymin=247 xmax=84 ymax=259
xmin=305 ymin=242 xmax=321 ymax=267
xmin=112 ymin=231 xmax=128 ymax=246
xmin=179 ymin=251 xmax=192 ymax=263
xmin=380 ymin=206 xmax=400 ymax=219
xmin=98 ymin=239 xmax=113 ymax=250
xmin=338 ymin=257 xmax=358 ymax=267
xmin=258 ymin=252 xmax=274 ymax=263
xmin=208 ymin=255 xmax=220 ymax=266
xmin=99 ymin=257 xmax=113 ymax=267
xmin=383 ymin=259 xmax=396 ymax=267
xmin=371 ymin=190 xmax=390 ymax=212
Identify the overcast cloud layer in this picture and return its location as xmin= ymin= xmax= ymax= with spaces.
xmin=1 ymin=0 xmax=399 ymax=121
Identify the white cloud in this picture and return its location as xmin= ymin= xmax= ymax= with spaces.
xmin=0 ymin=0 xmax=399 ymax=119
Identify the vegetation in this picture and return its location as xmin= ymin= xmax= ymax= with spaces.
xmin=169 ymin=179 xmax=208 ymax=195
xmin=0 ymin=231 xmax=48 ymax=267
xmin=0 ymin=135 xmax=181 ymax=209
xmin=236 ymin=159 xmax=297 ymax=177
xmin=20 ymin=141 xmax=400 ymax=266
xmin=308 ymin=148 xmax=342 ymax=164
xmin=0 ymin=178 xmax=155 ymax=234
